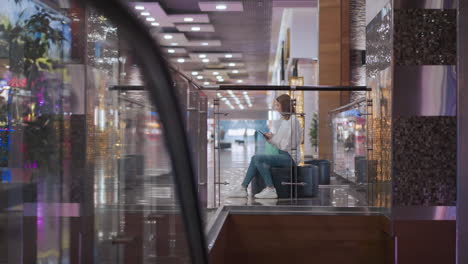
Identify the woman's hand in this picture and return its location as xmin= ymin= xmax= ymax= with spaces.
xmin=265 ymin=132 xmax=273 ymax=140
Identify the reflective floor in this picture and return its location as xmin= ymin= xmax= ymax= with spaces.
xmin=207 ymin=140 xmax=368 ymax=209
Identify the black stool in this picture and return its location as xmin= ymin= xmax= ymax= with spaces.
xmin=304 ymin=159 xmax=331 ymax=185
xmin=251 ymin=165 xmax=319 ymax=198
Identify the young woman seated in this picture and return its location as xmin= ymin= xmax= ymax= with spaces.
xmin=228 ymin=94 xmax=302 ymax=199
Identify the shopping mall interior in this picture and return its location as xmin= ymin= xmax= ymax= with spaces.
xmin=0 ymin=0 xmax=467 ymax=263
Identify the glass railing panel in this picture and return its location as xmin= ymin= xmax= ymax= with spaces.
xmin=0 ymin=1 xmax=201 ymax=263
xmin=330 ymin=99 xmax=368 ymax=183
xmin=205 ymin=89 xmax=390 ymax=211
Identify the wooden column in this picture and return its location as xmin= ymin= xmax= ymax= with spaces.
xmin=318 ymin=0 xmax=350 ymax=159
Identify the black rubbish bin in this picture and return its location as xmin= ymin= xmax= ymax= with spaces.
xmin=118 ymin=154 xmax=145 ymax=186
xmin=126 ymin=154 xmax=145 ymax=175
xmin=296 ymin=165 xmax=319 ymax=197
xmin=355 ymin=156 xmax=367 ymax=183
xmin=304 ymin=159 xmax=331 ymax=185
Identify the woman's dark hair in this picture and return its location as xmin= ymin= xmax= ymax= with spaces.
xmin=276 ymin=94 xmax=295 ymax=120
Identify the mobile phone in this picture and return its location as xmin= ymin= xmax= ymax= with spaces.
xmin=257 ymin=130 xmax=268 ymax=138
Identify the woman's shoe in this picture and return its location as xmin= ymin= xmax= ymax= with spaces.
xmin=254 ymin=188 xmax=278 ymax=199
xmin=227 ymin=186 xmax=248 ymax=198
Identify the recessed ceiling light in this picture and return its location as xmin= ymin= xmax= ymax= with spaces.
xmin=146 ymin=17 xmax=155 ymax=22
xmin=135 ymin=5 xmax=145 ymax=10
xmin=141 ymin=12 xmax=150 ymax=16
xmin=151 ymin=22 xmax=160 ymax=26
xmin=184 ymin=17 xmax=194 ymax=22
xmin=201 ymin=42 xmax=209 ymax=46
xmin=192 ymin=71 xmax=199 ymax=76
xmin=232 ymin=70 xmax=239 ymax=74
xmin=218 ymin=79 xmax=225 ymax=82
xmin=197 ymin=76 xmax=203 ymax=80
xmin=168 ymin=49 xmax=175 ymax=53
xmin=191 ymin=26 xmax=201 ymax=31
xmin=213 ymin=72 xmax=219 ymax=75
xmin=216 ymin=4 xmax=227 ymax=10
xmin=199 ymin=54 xmax=207 ymax=58
xmin=229 ymin=63 xmax=236 ymax=67
xmin=217 ymin=93 xmax=222 ymax=97
xmin=204 ymin=82 xmax=210 ymax=85
xmin=164 ymin=35 xmax=173 ymax=40
xmin=225 ymin=54 xmax=233 ymax=58
xmin=216 ymin=75 xmax=223 ymax=79
xmin=202 ymin=58 xmax=210 ymax=63
xmin=177 ymin=58 xmax=185 ymax=63
xmin=243 ymin=91 xmax=248 ymax=95
xmin=237 ymin=80 xmax=243 ymax=83
xmin=171 ymin=43 xmax=179 ymax=46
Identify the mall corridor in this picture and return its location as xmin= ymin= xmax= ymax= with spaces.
xmin=0 ymin=0 xmax=466 ymax=263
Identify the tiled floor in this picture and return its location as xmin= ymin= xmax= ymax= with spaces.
xmin=207 ymin=141 xmax=368 ymax=209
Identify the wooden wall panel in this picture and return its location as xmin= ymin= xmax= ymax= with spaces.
xmin=319 ymin=0 xmax=342 ymax=85
xmin=209 ymin=215 xmax=393 ymax=264
xmin=318 ymin=0 xmax=351 ymax=159
xmin=394 ymin=220 xmax=456 ymax=264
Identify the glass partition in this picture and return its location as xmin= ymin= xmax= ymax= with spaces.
xmin=331 ymin=99 xmax=368 ymax=183
xmin=206 ymin=90 xmax=386 ymax=209
xmin=0 ymin=1 xmax=205 ymax=263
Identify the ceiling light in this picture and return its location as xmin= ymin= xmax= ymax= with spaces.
xmin=197 ymin=76 xmax=203 ymax=80
xmin=184 ymin=17 xmax=194 ymax=22
xmin=135 ymin=6 xmax=145 ymax=10
xmin=213 ymin=72 xmax=219 ymax=75
xmin=141 ymin=12 xmax=150 ymax=16
xmin=216 ymin=4 xmax=227 ymax=10
xmin=191 ymin=26 xmax=201 ymax=31
xmin=199 ymin=54 xmax=207 ymax=58
xmin=202 ymin=42 xmax=209 ymax=46
xmin=237 ymin=80 xmax=243 ymax=83
xmin=168 ymin=49 xmax=175 ymax=53
xmin=243 ymin=91 xmax=248 ymax=95
xmin=232 ymin=70 xmax=239 ymax=74
xmin=151 ymin=22 xmax=160 ymax=26
xmin=217 ymin=93 xmax=222 ymax=98
xmin=177 ymin=58 xmax=185 ymax=63
xmin=229 ymin=63 xmax=236 ymax=67
xmin=146 ymin=17 xmax=155 ymax=22
xmin=216 ymin=76 xmax=223 ymax=80
xmin=205 ymin=82 xmax=210 ymax=85
xmin=225 ymin=54 xmax=233 ymax=58
xmin=192 ymin=71 xmax=199 ymax=76
xmin=202 ymin=58 xmax=210 ymax=63
xmin=218 ymin=79 xmax=224 ymax=82
xmin=164 ymin=35 xmax=173 ymax=39
xmin=171 ymin=43 xmax=179 ymax=46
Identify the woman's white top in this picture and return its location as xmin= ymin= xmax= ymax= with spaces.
xmin=268 ymin=115 xmax=303 ymax=164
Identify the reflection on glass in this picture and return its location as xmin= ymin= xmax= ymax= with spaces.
xmin=331 ymin=100 xmax=367 ymax=183
xmin=1 ymin=1 xmax=194 ymax=263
